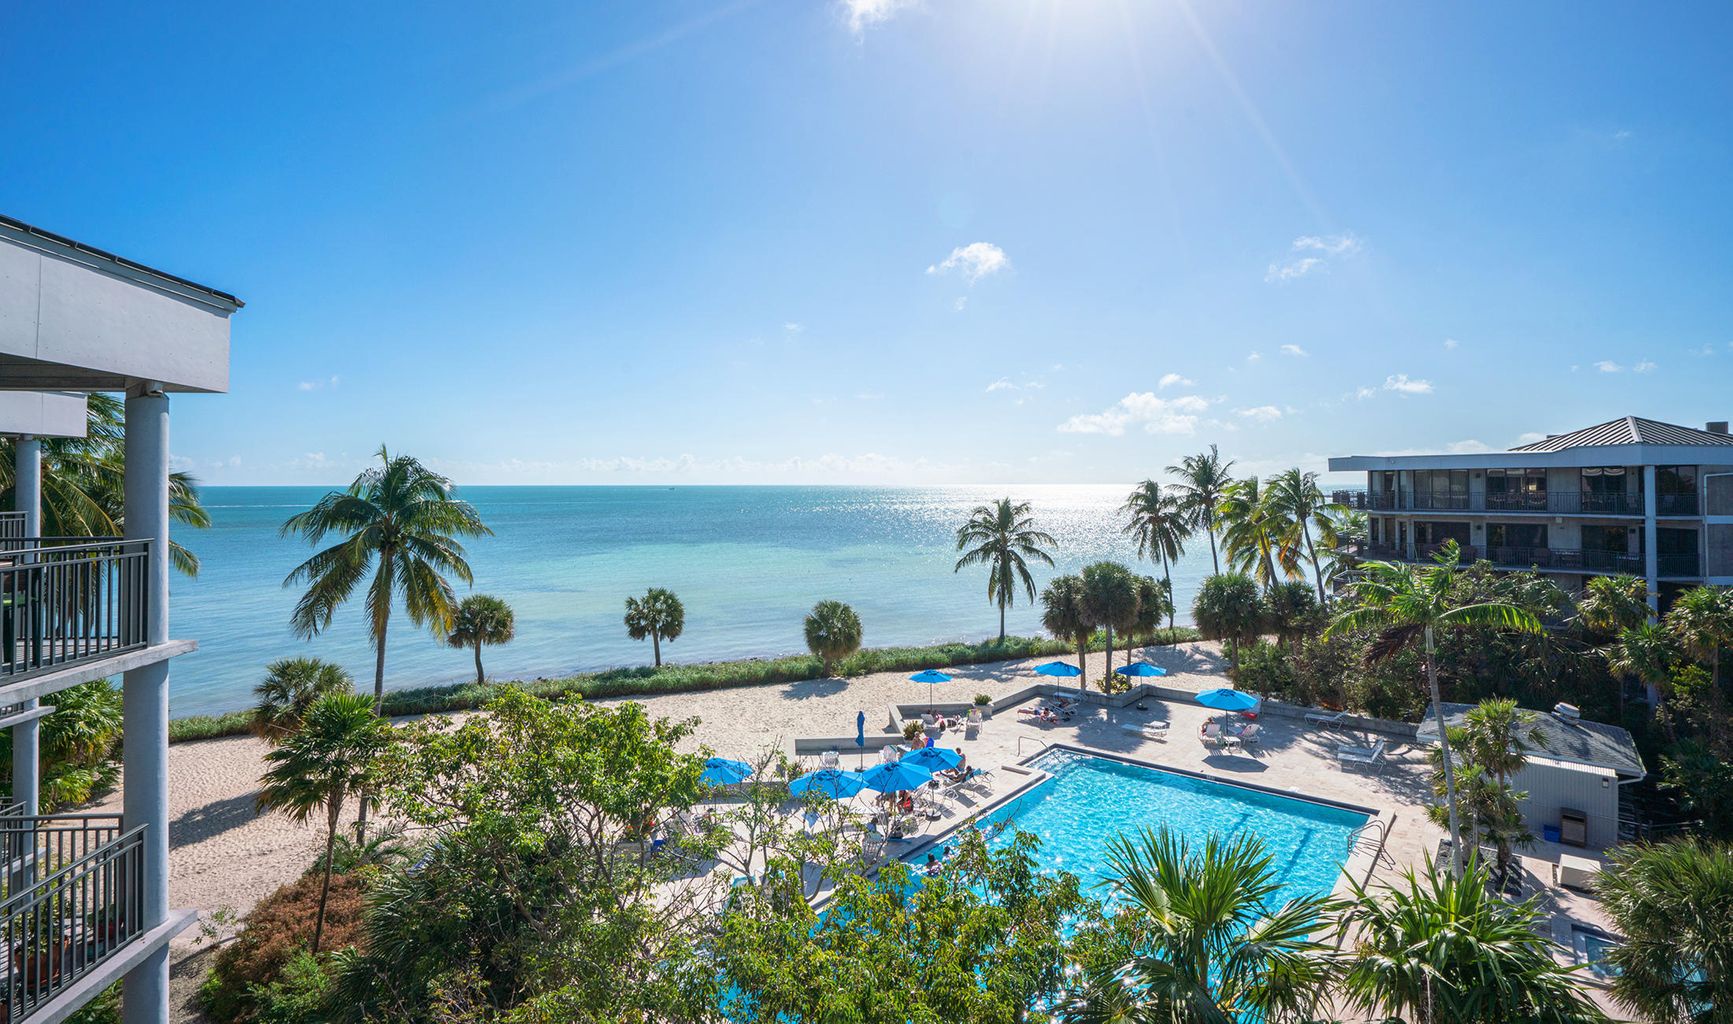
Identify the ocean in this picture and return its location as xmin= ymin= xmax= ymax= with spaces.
xmin=169 ymin=485 xmax=1221 ymax=717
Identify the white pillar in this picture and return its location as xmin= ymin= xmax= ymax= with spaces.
xmin=1642 ymin=464 xmax=1660 ymax=708
xmin=121 ymin=386 xmax=170 ymax=1024
xmin=12 ymin=437 xmax=40 ymax=817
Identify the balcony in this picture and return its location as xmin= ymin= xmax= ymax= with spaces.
xmin=1658 ymin=552 xmax=1702 ymax=577
xmin=0 ymin=540 xmax=150 ymax=686
xmin=0 ymin=518 xmax=21 ymax=546
xmin=0 ymin=812 xmax=146 ymax=1022
xmin=1656 ymin=493 xmax=1699 ymax=516
xmin=1347 ymin=491 xmax=1649 ymax=516
xmin=1358 ymin=544 xmax=1700 ymax=578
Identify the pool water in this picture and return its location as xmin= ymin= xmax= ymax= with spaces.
xmin=920 ymin=750 xmax=1370 ymax=909
xmin=1577 ymin=929 xmax=1622 ymax=979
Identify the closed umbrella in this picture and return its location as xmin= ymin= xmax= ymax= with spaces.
xmin=700 ymin=757 xmax=754 ymax=787
xmin=909 ymin=669 xmax=952 ymax=713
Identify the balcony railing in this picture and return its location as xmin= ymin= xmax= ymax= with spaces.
xmin=0 ymin=817 xmax=144 ymax=1022
xmin=0 ymin=518 xmax=21 ymax=545
xmin=1346 ymin=491 xmax=1650 ymax=516
xmin=1358 ymin=544 xmax=1703 ymax=578
xmin=0 ymin=540 xmax=150 ymax=685
xmin=1658 ymin=553 xmax=1702 ymax=577
xmin=1656 ymin=493 xmax=1699 ymax=516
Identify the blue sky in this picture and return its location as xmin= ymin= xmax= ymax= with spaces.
xmin=5 ymin=1 xmax=1732 ymax=486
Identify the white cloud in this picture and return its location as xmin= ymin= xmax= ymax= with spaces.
xmin=985 ymin=377 xmax=1017 ymax=393
xmin=297 ymin=375 xmax=340 ymax=392
xmin=1292 ymin=233 xmax=1363 ymax=256
xmin=1058 ymin=393 xmax=1209 ymax=437
xmin=953 ymin=296 xmax=968 ymax=312
xmin=1266 ymin=232 xmax=1362 ymax=282
xmin=1236 ymin=405 xmax=1283 ymax=422
xmin=840 ymin=0 xmax=918 ymax=34
xmin=855 ymin=391 xmax=885 ymax=401
xmin=784 ymin=321 xmax=804 ymax=334
xmin=1595 ymin=360 xmax=1623 ymax=373
xmin=1633 ymin=360 xmax=1657 ymax=373
xmin=1383 ymin=374 xmax=1433 ymax=395
xmin=1516 ymin=432 xmax=1548 ymax=445
xmin=1265 ymin=257 xmax=1322 ymax=282
xmin=927 ymin=242 xmax=1010 ymax=283
xmin=1246 ymin=351 xmax=1263 ymax=364
xmin=1371 ymin=439 xmax=1493 ymax=457
xmin=1696 ymin=344 xmax=1715 ymax=357
xmin=1157 ymin=372 xmax=1194 ymax=390
xmin=1279 ymin=344 xmax=1308 ymax=358
xmin=1443 ymin=338 xmax=1459 ymax=350
xmin=1354 ymin=386 xmax=1376 ymax=400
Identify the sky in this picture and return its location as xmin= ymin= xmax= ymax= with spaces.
xmin=4 ymin=0 xmax=1732 ymax=487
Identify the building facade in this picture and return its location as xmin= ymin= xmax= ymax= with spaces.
xmin=1328 ymin=416 xmax=1733 ymax=610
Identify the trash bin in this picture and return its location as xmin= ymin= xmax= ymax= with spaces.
xmin=1559 ymin=808 xmax=1588 ymax=848
xmin=1541 ymin=824 xmax=1562 ymax=844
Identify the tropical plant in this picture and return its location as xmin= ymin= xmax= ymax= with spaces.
xmin=1127 ymin=575 xmax=1170 ymax=665
xmin=1454 ymin=697 xmax=1545 ymax=785
xmin=1608 ymin=621 xmax=1679 ymax=713
xmin=1424 ymin=763 xmax=1533 ymax=883
xmin=1659 ymin=738 xmax=1733 ymax=838
xmin=1336 ymin=856 xmax=1607 ymax=1024
xmin=1576 ymin=574 xmax=1651 ymax=637
xmin=0 ymin=393 xmax=210 ymax=575
xmin=37 ymin=679 xmax=124 ymax=810
xmin=1218 ymin=476 xmax=1296 ymax=592
xmin=1041 ymin=574 xmax=1092 ymax=687
xmin=1192 ymin=573 xmax=1264 ymax=675
xmin=1596 ymin=838 xmax=1733 ymax=1024
xmin=1264 ymin=580 xmax=1318 ymax=651
xmin=250 ymin=658 xmax=356 ymax=744
xmin=1063 ymin=828 xmax=1337 ymax=1022
xmin=1121 ymin=480 xmax=1188 ymax=632
xmin=1266 ymin=467 xmax=1347 ymax=604
xmin=1326 ymin=541 xmax=1544 ymax=875
xmin=953 ymin=498 xmax=1057 ymax=642
xmin=446 ymin=593 xmax=516 ymax=684
xmin=281 ymin=445 xmax=491 ymax=711
xmin=255 ymin=693 xmax=391 ymax=954
xmin=804 ymin=600 xmax=862 ymax=677
xmin=1167 ymin=445 xmax=1235 ymax=574
xmin=622 ymin=587 xmax=682 ymax=668
xmin=1081 ymin=561 xmax=1140 ymax=672
xmin=1667 ymin=584 xmax=1733 ymax=688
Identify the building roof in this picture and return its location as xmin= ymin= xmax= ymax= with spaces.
xmin=1509 ymin=416 xmax=1733 ymax=453
xmin=0 ymin=212 xmax=243 ymax=308
xmin=1416 ymin=702 xmax=1646 ymax=779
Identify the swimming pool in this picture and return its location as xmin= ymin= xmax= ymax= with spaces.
xmin=916 ymin=749 xmax=1371 ymax=909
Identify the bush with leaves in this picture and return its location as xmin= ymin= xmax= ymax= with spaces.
xmin=0 ymin=678 xmax=125 ymax=811
xmin=803 ymin=600 xmax=863 ymax=677
xmin=200 ymin=871 xmax=368 ymax=1022
xmin=1596 ymin=837 xmax=1733 ymax=1023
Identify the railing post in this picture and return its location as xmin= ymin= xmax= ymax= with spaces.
xmin=12 ymin=437 xmax=42 ymax=824
xmin=121 ymin=384 xmax=170 ymax=1024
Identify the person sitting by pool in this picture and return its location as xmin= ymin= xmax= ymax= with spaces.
xmin=1018 ymin=706 xmax=1060 ymax=724
xmin=938 ymin=752 xmax=970 ymax=783
xmin=896 ymin=791 xmax=916 ymax=815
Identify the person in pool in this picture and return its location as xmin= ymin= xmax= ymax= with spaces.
xmin=924 ymin=853 xmax=942 ymax=877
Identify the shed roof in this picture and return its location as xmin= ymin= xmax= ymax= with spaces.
xmin=1416 ymin=703 xmax=1646 ymax=779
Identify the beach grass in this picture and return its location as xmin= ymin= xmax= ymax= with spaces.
xmin=165 ymin=628 xmax=1200 ymax=744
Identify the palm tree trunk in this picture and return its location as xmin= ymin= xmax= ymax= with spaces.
xmin=314 ymin=803 xmax=338 ymax=954
xmin=1104 ymin=626 xmax=1114 ymax=687
xmin=1427 ymin=625 xmax=1465 ymax=878
xmin=1303 ymin=523 xmax=1328 ymax=605
xmin=1207 ymin=521 xmax=1220 ymax=574
xmin=1076 ymin=636 xmax=1087 ymax=689
xmin=1160 ymin=551 xmax=1175 ymax=633
xmin=473 ymin=641 xmax=485 ymax=686
xmin=652 ymin=631 xmax=662 ymax=667
xmin=999 ymin=600 xmax=1006 ymax=644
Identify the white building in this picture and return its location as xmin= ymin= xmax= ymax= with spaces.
xmin=1 ymin=213 xmax=241 ymax=1024
xmin=1329 ymin=416 xmax=1733 ymax=610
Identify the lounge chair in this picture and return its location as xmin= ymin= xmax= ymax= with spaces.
xmin=820 ymin=749 xmax=841 ymax=769
xmin=1335 ymin=739 xmax=1387 ymax=771
xmin=963 ymin=717 xmax=980 ymax=739
xmin=1305 ymin=709 xmax=1350 ymax=729
xmin=1200 ymin=722 xmax=1228 ymax=747
xmin=1234 ymin=723 xmax=1262 ymax=747
xmin=1121 ymin=721 xmax=1169 ymax=742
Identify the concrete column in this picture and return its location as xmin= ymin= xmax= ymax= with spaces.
xmin=121 ymin=385 xmax=170 ymax=1024
xmin=12 ymin=437 xmax=40 ymax=817
xmin=1642 ymin=465 xmax=1660 ymax=708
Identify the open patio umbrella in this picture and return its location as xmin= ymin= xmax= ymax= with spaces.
xmin=1115 ymin=661 xmax=1167 ymax=678
xmin=899 ymin=745 xmax=962 ymax=773
xmin=789 ymin=768 xmax=867 ymax=800
xmin=699 ymin=757 xmax=754 ymax=787
xmin=1195 ymin=687 xmax=1260 ymax=731
xmin=1034 ymin=660 xmax=1084 ymax=699
xmin=858 ymin=759 xmax=935 ymax=794
xmin=909 ymin=669 xmax=952 ymax=713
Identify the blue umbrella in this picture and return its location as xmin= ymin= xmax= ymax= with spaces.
xmin=909 ymin=669 xmax=952 ymax=712
xmin=858 ymin=760 xmax=935 ymax=794
xmin=1033 ymin=661 xmax=1082 ymax=677
xmin=1115 ymin=661 xmax=1167 ymax=678
xmin=855 ymin=710 xmax=867 ymax=768
xmin=900 ymin=745 xmax=962 ymax=772
xmin=1195 ymin=687 xmax=1260 ymax=731
xmin=700 ymin=757 xmax=754 ymax=787
xmin=789 ymin=768 xmax=867 ymax=799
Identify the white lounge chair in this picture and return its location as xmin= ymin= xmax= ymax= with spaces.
xmin=1335 ymin=738 xmax=1387 ymax=770
xmin=820 ymin=749 xmax=841 ymax=769
xmin=1234 ymin=723 xmax=1262 ymax=748
xmin=1305 ymin=709 xmax=1351 ymax=728
xmin=1121 ymin=721 xmax=1170 ymax=742
xmin=1200 ymin=721 xmax=1230 ymax=747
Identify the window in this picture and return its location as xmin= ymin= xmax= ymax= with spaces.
xmin=1413 ymin=470 xmax=1469 ymax=510
xmin=1486 ymin=468 xmax=1547 ymax=510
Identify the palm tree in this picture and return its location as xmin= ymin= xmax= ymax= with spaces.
xmin=1167 ymin=445 xmax=1234 ymax=574
xmin=256 ymin=693 xmax=391 ymax=954
xmin=281 ymin=446 xmax=491 ymax=711
xmin=1192 ymin=573 xmax=1263 ymax=675
xmin=1424 ymin=762 xmax=1534 ymax=885
xmin=1666 ymin=584 xmax=1733 ymax=690
xmin=623 ymin=588 xmax=683 ymax=667
xmin=1597 ymin=838 xmax=1733 ymax=1023
xmin=1575 ymin=574 xmax=1651 ymax=638
xmin=1064 ymin=828 xmax=1337 ymax=1022
xmin=1121 ymin=481 xmax=1188 ymax=632
xmin=447 ymin=594 xmax=516 ymax=684
xmin=952 ymin=498 xmax=1057 ymax=642
xmin=250 ymin=657 xmax=356 ymax=744
xmin=1607 ymin=622 xmax=1679 ymax=721
xmin=1454 ymin=698 xmax=1544 ymax=785
xmin=1218 ymin=476 xmax=1295 ymax=592
xmin=0 ymin=393 xmax=210 ymax=575
xmin=1335 ymin=857 xmax=1608 ymax=1024
xmin=1081 ymin=561 xmax=1140 ymax=675
xmin=1266 ymin=468 xmax=1347 ymax=605
xmin=1326 ymin=541 xmax=1544 ymax=876
xmin=803 ymin=600 xmax=862 ymax=677
xmin=1127 ymin=575 xmax=1170 ymax=665
xmin=1041 ymin=575 xmax=1092 ymax=688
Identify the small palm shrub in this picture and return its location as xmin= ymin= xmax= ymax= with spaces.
xmin=804 ymin=600 xmax=863 ymax=677
xmin=200 ymin=870 xmax=366 ymax=1022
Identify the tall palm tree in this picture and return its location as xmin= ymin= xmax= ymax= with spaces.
xmin=1266 ymin=468 xmax=1347 ymax=605
xmin=1081 ymin=561 xmax=1140 ymax=675
xmin=1335 ymin=857 xmax=1608 ymax=1024
xmin=1041 ymin=575 xmax=1092 ymax=688
xmin=1606 ymin=622 xmax=1679 ymax=720
xmin=1326 ymin=541 xmax=1544 ymax=876
xmin=1597 ymin=838 xmax=1733 ymax=1023
xmin=1192 ymin=572 xmax=1264 ymax=676
xmin=1064 ymin=828 xmax=1337 ymax=1023
xmin=256 ymin=693 xmax=391 ymax=954
xmin=447 ymin=594 xmax=516 ymax=684
xmin=1167 ymin=445 xmax=1234 ymax=574
xmin=623 ymin=588 xmax=683 ymax=668
xmin=953 ymin=498 xmax=1057 ymax=642
xmin=803 ymin=600 xmax=862 ymax=677
xmin=1120 ymin=480 xmax=1188 ymax=632
xmin=281 ymin=446 xmax=491 ymax=711
xmin=1218 ymin=476 xmax=1295 ymax=592
xmin=1575 ymin=574 xmax=1651 ymax=638
xmin=250 ymin=657 xmax=356 ymax=744
xmin=0 ymin=393 xmax=210 ymax=575
xmin=1128 ymin=575 xmax=1170 ymax=664
xmin=1666 ymin=584 xmax=1733 ymax=690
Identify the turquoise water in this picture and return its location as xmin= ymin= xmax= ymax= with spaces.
xmin=169 ymin=485 xmax=1220 ymax=717
xmin=1578 ymin=930 xmax=1622 ymax=980
xmin=922 ymin=750 xmax=1368 ymax=909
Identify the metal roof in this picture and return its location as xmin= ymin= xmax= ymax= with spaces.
xmin=1510 ymin=416 xmax=1733 ymax=453
xmin=1416 ymin=702 xmax=1646 ymax=779
xmin=0 ymin=212 xmax=243 ymax=308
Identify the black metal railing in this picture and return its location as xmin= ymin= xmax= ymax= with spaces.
xmin=1658 ymin=552 xmax=1702 ymax=577
xmin=0 ymin=540 xmax=149 ymax=683
xmin=0 ymin=517 xmax=22 ymax=546
xmin=1354 ymin=491 xmax=1649 ymax=515
xmin=1411 ymin=494 xmax=1473 ymax=512
xmin=0 ymin=822 xmax=145 ymax=1022
xmin=1656 ymin=493 xmax=1699 ymax=516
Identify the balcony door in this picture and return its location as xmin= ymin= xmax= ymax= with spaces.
xmin=1488 ymin=522 xmax=1548 ymax=565
xmin=1486 ymin=468 xmax=1547 ymax=511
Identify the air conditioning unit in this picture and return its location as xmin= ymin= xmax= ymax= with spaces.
xmin=1552 ymin=702 xmax=1581 ymax=721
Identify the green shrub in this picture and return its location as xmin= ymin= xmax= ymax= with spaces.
xmin=249 ymin=950 xmax=337 ymax=1024
xmin=201 ymin=870 xmax=367 ymax=1022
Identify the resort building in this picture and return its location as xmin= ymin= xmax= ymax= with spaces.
xmin=0 ymin=214 xmax=241 ymax=1024
xmin=1329 ymin=416 xmax=1733 ymax=609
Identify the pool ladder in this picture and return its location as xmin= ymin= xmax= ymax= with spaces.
xmin=1346 ymin=818 xmax=1387 ymax=856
